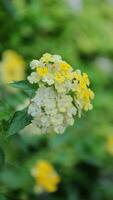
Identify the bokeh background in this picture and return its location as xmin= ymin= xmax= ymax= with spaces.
xmin=0 ymin=0 xmax=113 ymax=199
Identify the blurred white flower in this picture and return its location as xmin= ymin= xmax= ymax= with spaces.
xmin=94 ymin=57 xmax=113 ymax=74
xmin=68 ymin=0 xmax=83 ymax=11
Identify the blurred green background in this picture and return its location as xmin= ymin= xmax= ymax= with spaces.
xmin=0 ymin=0 xmax=113 ymax=199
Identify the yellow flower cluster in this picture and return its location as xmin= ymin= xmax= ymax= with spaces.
xmin=31 ymin=160 xmax=60 ymax=193
xmin=73 ymin=71 xmax=94 ymax=112
xmin=28 ymin=53 xmax=94 ymax=134
xmin=0 ymin=50 xmax=25 ymax=84
xmin=28 ymin=53 xmax=73 ymax=86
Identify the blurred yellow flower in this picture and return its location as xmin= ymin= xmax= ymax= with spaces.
xmin=106 ymin=135 xmax=113 ymax=155
xmin=31 ymin=160 xmax=61 ymax=193
xmin=0 ymin=50 xmax=26 ymax=84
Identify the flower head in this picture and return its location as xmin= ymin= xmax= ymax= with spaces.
xmin=27 ymin=53 xmax=94 ymax=134
xmin=28 ymin=53 xmax=73 ymax=86
xmin=31 ymin=160 xmax=60 ymax=193
xmin=0 ymin=50 xmax=26 ymax=84
xmin=72 ymin=70 xmax=94 ymax=114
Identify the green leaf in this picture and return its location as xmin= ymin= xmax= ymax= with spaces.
xmin=10 ymin=80 xmax=37 ymax=97
xmin=0 ymin=168 xmax=32 ymax=190
xmin=7 ymin=108 xmax=32 ymax=136
xmin=0 ymin=194 xmax=6 ymax=200
xmin=0 ymin=102 xmax=11 ymax=121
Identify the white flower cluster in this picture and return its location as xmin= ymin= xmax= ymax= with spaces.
xmin=28 ymin=87 xmax=77 ymax=134
xmin=27 ymin=53 xmax=94 ymax=134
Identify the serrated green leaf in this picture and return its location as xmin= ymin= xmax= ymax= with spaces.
xmin=10 ymin=80 xmax=37 ymax=97
xmin=7 ymin=108 xmax=32 ymax=136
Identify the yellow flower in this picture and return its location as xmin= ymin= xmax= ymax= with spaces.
xmin=82 ymin=73 xmax=90 ymax=86
xmin=60 ymin=62 xmax=71 ymax=71
xmin=76 ymin=84 xmax=94 ymax=111
xmin=73 ymin=71 xmax=81 ymax=81
xmin=31 ymin=160 xmax=61 ymax=193
xmin=37 ymin=67 xmax=48 ymax=77
xmin=73 ymin=72 xmax=90 ymax=87
xmin=55 ymin=72 xmax=65 ymax=83
xmin=59 ymin=62 xmax=72 ymax=80
xmin=73 ymin=71 xmax=94 ymax=111
xmin=106 ymin=135 xmax=113 ymax=155
xmin=61 ymin=71 xmax=72 ymax=80
xmin=40 ymin=53 xmax=53 ymax=63
xmin=81 ymin=88 xmax=94 ymax=100
xmin=0 ymin=50 xmax=25 ymax=84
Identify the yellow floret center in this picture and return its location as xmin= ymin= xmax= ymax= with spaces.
xmin=60 ymin=62 xmax=71 ymax=71
xmin=37 ymin=67 xmax=48 ymax=77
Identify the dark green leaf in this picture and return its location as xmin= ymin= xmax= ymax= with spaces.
xmin=0 ymin=147 xmax=5 ymax=169
xmin=10 ymin=80 xmax=37 ymax=97
xmin=7 ymin=108 xmax=32 ymax=136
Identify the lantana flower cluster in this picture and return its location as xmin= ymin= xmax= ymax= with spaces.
xmin=28 ymin=53 xmax=94 ymax=134
xmin=31 ymin=160 xmax=60 ymax=193
xmin=0 ymin=50 xmax=25 ymax=84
